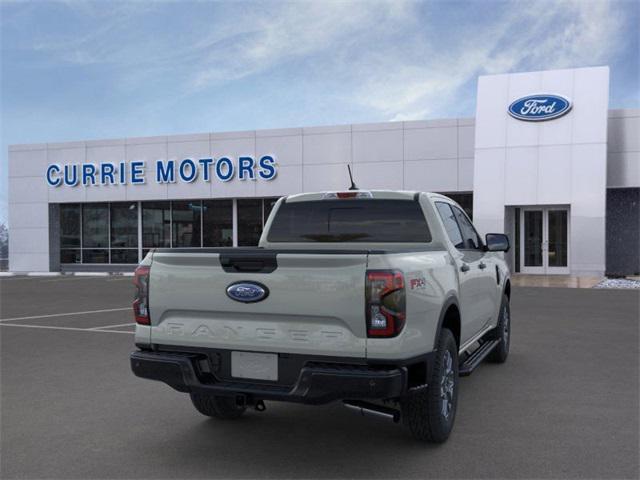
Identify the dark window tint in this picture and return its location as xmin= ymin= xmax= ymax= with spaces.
xmin=435 ymin=202 xmax=464 ymax=248
xmin=111 ymin=249 xmax=139 ymax=264
xmin=111 ymin=203 xmax=138 ymax=248
xmin=439 ymin=193 xmax=473 ymax=219
xmin=203 ymin=200 xmax=233 ymax=247
xmin=82 ymin=204 xmax=109 ymax=248
xmin=142 ymin=202 xmax=171 ymax=248
xmin=172 ymin=201 xmax=202 ymax=247
xmin=263 ymin=198 xmax=279 ymax=224
xmin=268 ymin=199 xmax=431 ymax=243
xmin=451 ymin=205 xmax=481 ymax=249
xmin=60 ymin=204 xmax=81 ymax=248
xmin=237 ymin=199 xmax=263 ymax=246
xmin=60 ymin=249 xmax=81 ymax=264
xmin=82 ymin=249 xmax=109 ymax=263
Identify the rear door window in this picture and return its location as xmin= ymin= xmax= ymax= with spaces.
xmin=267 ymin=199 xmax=431 ymax=243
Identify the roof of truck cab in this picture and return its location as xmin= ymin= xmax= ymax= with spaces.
xmin=284 ymin=190 xmax=427 ymax=202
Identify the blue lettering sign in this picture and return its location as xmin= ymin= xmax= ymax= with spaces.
xmin=46 ymin=155 xmax=277 ymax=187
xmin=215 ymin=157 xmax=234 ymax=182
xmin=156 ymin=160 xmax=175 ymax=183
xmin=64 ymin=164 xmax=78 ymax=186
xmin=46 ymin=164 xmax=61 ymax=187
xmin=258 ymin=156 xmax=277 ymax=180
xmin=130 ymin=161 xmax=145 ymax=184
xmin=238 ymin=157 xmax=255 ymax=180
xmin=199 ymin=158 xmax=213 ymax=181
xmin=100 ymin=162 xmax=115 ymax=185
xmin=179 ymin=159 xmax=197 ymax=183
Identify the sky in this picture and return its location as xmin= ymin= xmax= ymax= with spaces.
xmin=1 ymin=0 xmax=638 ymax=226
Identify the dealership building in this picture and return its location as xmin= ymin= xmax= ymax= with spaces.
xmin=7 ymin=66 xmax=640 ymax=276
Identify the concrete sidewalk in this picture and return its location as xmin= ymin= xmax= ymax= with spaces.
xmin=512 ymin=274 xmax=603 ymax=288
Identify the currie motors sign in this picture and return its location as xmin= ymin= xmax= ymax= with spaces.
xmin=508 ymin=94 xmax=572 ymax=121
xmin=46 ymin=155 xmax=277 ymax=187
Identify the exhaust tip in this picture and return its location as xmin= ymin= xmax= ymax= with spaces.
xmin=343 ymin=400 xmax=400 ymax=423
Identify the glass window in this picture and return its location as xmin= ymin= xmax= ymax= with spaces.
xmin=82 ymin=204 xmax=109 ymax=248
xmin=60 ymin=249 xmax=81 ymax=264
xmin=438 ymin=193 xmax=473 ymax=219
xmin=547 ymin=210 xmax=568 ymax=267
xmin=111 ymin=249 xmax=139 ymax=264
xmin=202 ymin=200 xmax=233 ymax=247
xmin=268 ymin=199 xmax=431 ymax=243
xmin=111 ymin=202 xmax=138 ymax=248
xmin=60 ymin=204 xmax=81 ymax=248
xmin=435 ymin=202 xmax=464 ymax=248
xmin=142 ymin=202 xmax=171 ymax=248
xmin=237 ymin=199 xmax=263 ymax=246
xmin=451 ymin=205 xmax=481 ymax=249
xmin=263 ymin=198 xmax=279 ymax=225
xmin=172 ymin=201 xmax=202 ymax=248
xmin=524 ymin=210 xmax=543 ymax=266
xmin=82 ymin=249 xmax=109 ymax=264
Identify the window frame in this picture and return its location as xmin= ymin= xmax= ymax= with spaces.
xmin=435 ymin=200 xmax=484 ymax=252
xmin=434 ymin=201 xmax=464 ymax=249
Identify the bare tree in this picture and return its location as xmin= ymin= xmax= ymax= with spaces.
xmin=0 ymin=222 xmax=8 ymax=259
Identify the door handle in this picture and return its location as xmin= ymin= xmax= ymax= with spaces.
xmin=479 ymin=262 xmax=487 ymax=270
xmin=460 ymin=264 xmax=470 ymax=272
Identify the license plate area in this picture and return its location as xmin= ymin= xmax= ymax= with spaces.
xmin=231 ymin=351 xmax=278 ymax=381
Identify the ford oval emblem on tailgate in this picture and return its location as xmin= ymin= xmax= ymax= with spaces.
xmin=226 ymin=281 xmax=269 ymax=303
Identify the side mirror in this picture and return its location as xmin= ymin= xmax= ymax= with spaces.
xmin=485 ymin=233 xmax=510 ymax=252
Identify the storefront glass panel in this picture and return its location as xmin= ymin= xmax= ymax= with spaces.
xmin=202 ymin=200 xmax=233 ymax=247
xmin=238 ymin=199 xmax=263 ymax=246
xmin=82 ymin=204 xmax=109 ymax=248
xmin=548 ymin=210 xmax=568 ymax=267
xmin=142 ymin=202 xmax=171 ymax=248
xmin=172 ymin=201 xmax=202 ymax=248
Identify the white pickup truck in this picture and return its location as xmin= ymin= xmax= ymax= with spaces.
xmin=131 ymin=190 xmax=511 ymax=442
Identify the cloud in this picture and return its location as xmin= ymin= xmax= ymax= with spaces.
xmin=350 ymin=0 xmax=627 ymax=121
xmin=188 ymin=1 xmax=415 ymax=90
xmin=2 ymin=0 xmax=632 ymax=121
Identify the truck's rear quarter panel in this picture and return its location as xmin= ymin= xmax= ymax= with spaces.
xmin=148 ymin=251 xmax=368 ymax=357
xmin=366 ymin=250 xmax=456 ymax=360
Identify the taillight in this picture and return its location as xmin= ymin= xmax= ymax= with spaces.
xmin=133 ymin=265 xmax=150 ymax=325
xmin=366 ymin=270 xmax=406 ymax=337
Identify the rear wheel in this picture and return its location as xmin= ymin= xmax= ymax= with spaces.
xmin=190 ymin=393 xmax=246 ymax=419
xmin=402 ymin=328 xmax=458 ymax=443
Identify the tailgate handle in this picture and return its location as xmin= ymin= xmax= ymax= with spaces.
xmin=219 ymin=253 xmax=278 ymax=273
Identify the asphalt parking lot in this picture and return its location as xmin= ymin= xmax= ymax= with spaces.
xmin=1 ymin=276 xmax=638 ymax=479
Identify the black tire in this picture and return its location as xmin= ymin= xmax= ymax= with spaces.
xmin=190 ymin=393 xmax=247 ymax=419
xmin=402 ymin=328 xmax=459 ymax=443
xmin=488 ymin=294 xmax=510 ymax=363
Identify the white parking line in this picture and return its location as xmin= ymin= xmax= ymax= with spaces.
xmin=41 ymin=276 xmax=117 ymax=283
xmin=0 ymin=307 xmax=130 ymax=323
xmin=88 ymin=322 xmax=135 ymax=330
xmin=0 ymin=323 xmax=134 ymax=334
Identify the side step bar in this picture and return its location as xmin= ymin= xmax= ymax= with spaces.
xmin=459 ymin=339 xmax=501 ymax=377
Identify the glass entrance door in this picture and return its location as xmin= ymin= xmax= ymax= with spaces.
xmin=520 ymin=207 xmax=570 ymax=274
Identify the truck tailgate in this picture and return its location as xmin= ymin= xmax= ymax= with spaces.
xmin=148 ymin=250 xmax=368 ymax=357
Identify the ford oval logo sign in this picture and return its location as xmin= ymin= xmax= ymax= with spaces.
xmin=226 ymin=281 xmax=269 ymax=303
xmin=508 ymin=94 xmax=572 ymax=121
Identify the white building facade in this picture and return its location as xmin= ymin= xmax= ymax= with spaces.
xmin=7 ymin=66 xmax=640 ymax=276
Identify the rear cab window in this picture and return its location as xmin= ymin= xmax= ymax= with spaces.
xmin=267 ymin=199 xmax=431 ymax=243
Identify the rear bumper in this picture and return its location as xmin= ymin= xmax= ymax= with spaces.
xmin=130 ymin=350 xmax=408 ymax=404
